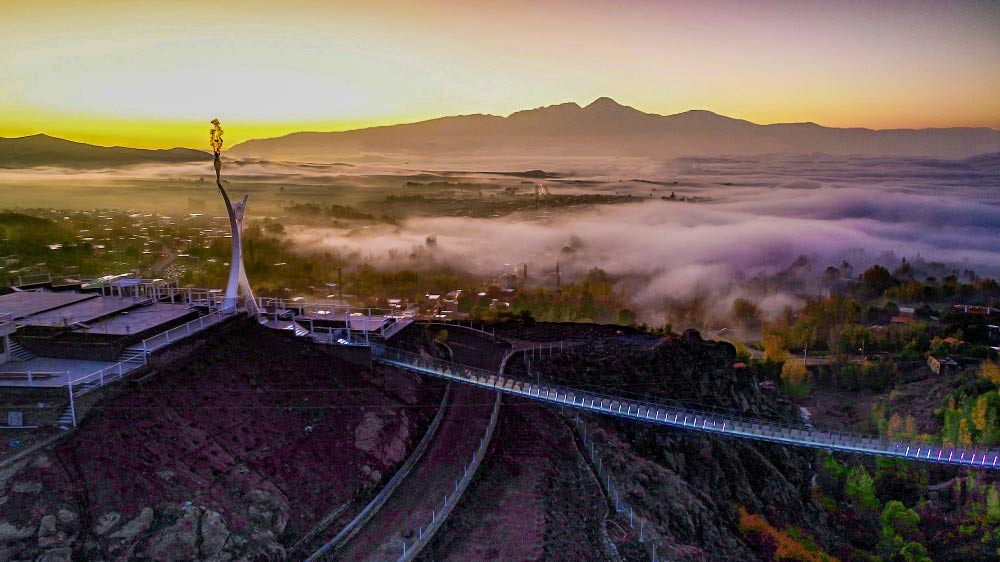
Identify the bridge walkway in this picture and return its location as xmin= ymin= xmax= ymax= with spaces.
xmin=372 ymin=344 xmax=1000 ymax=471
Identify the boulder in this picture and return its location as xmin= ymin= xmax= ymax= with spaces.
xmin=200 ymin=510 xmax=230 ymax=559
xmin=247 ymin=489 xmax=288 ymax=536
xmin=55 ymin=511 xmax=76 ymax=526
xmin=0 ymin=520 xmax=37 ymax=541
xmin=354 ymin=411 xmax=388 ymax=454
xmin=108 ymin=507 xmax=153 ymax=540
xmin=12 ymin=481 xmax=42 ymax=494
xmin=354 ymin=410 xmax=410 ymax=468
xmin=244 ymin=529 xmax=286 ymax=562
xmin=93 ymin=512 xmax=121 ymax=536
xmin=37 ymin=515 xmax=69 ymax=548
xmin=145 ymin=507 xmax=199 ymax=562
xmin=35 ymin=548 xmax=72 ymax=562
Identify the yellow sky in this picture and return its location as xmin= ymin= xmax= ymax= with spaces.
xmin=1 ymin=0 xmax=998 ymax=149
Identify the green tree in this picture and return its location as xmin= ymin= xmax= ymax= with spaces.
xmin=862 ymin=264 xmax=897 ymax=296
xmin=879 ymin=500 xmax=930 ymax=562
xmin=846 ymin=465 xmax=880 ymax=512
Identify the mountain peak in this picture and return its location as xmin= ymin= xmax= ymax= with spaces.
xmin=585 ymin=97 xmax=628 ymax=111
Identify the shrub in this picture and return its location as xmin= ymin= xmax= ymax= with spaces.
xmin=738 ymin=507 xmax=839 ymax=562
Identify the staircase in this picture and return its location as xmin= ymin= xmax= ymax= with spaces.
xmin=9 ymin=341 xmax=36 ymax=362
xmin=57 ymin=405 xmax=75 ymax=430
xmin=116 ymin=347 xmax=147 ymax=365
xmin=291 ymin=322 xmax=310 ymax=337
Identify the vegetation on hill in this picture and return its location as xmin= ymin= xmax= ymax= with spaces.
xmin=0 ymin=134 xmax=208 ymax=168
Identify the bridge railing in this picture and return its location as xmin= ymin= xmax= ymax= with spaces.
xmin=371 ymin=344 xmax=1000 ymax=470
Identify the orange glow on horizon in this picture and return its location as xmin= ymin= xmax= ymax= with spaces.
xmin=1 ymin=0 xmax=997 ymax=149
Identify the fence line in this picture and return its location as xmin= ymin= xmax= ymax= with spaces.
xmin=370 ymin=344 xmax=1000 ymax=471
xmin=396 ymin=390 xmax=503 ymax=562
xmin=572 ymin=412 xmax=664 ymax=561
xmin=422 ymin=320 xmax=496 ymax=338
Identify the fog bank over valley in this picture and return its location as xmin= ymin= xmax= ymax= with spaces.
xmin=275 ymin=153 xmax=1000 ymax=322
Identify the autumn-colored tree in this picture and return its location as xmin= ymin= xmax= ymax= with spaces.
xmin=762 ymin=333 xmax=789 ymax=363
xmin=958 ymin=418 xmax=973 ymax=446
xmin=973 ymin=395 xmax=990 ymax=432
xmin=887 ymin=413 xmax=917 ymax=440
xmin=980 ymin=361 xmax=1000 ymax=387
xmin=781 ymin=359 xmax=809 ymax=385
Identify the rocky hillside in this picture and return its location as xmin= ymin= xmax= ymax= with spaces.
xmin=498 ymin=325 xmax=833 ymax=561
xmin=0 ymin=319 xmax=440 ymax=562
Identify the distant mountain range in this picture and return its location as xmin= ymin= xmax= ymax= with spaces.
xmin=230 ymin=97 xmax=1000 ymax=161
xmin=4 ymin=100 xmax=999 ymax=168
xmin=0 ymin=134 xmax=209 ymax=168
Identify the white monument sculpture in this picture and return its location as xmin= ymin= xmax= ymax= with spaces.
xmin=211 ymin=119 xmax=257 ymax=314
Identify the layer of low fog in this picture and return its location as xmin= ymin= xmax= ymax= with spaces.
xmin=2 ymin=152 xmax=996 ymax=324
xmin=284 ymin=153 xmax=1000 ymax=323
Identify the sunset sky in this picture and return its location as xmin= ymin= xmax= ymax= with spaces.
xmin=2 ymin=0 xmax=998 ymax=149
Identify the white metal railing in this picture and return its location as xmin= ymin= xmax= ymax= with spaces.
xmin=395 ymin=390 xmax=503 ymax=562
xmin=63 ymin=309 xmax=236 ymax=427
xmin=0 ymin=370 xmax=68 ymax=385
xmin=258 ymin=299 xmax=417 ymax=342
xmin=371 ymin=344 xmax=1000 ymax=471
xmin=139 ymin=309 xmax=228 ymax=354
xmin=15 ymin=273 xmax=52 ymax=286
xmin=309 ymin=326 xmax=365 ymax=346
xmin=256 ymin=298 xmax=416 ymax=321
xmin=69 ymin=356 xmax=146 ymax=397
xmin=423 ymin=320 xmax=496 ymax=338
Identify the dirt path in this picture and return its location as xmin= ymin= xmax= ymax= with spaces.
xmin=334 ymin=329 xmax=508 ymax=561
xmin=417 ymin=398 xmax=607 ymax=561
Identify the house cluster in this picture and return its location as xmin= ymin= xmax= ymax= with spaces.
xmin=2 ymin=210 xmax=233 ymax=284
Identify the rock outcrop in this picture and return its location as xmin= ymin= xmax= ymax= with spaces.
xmin=0 ymin=320 xmax=434 ymax=561
xmin=503 ymin=327 xmax=823 ymax=561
